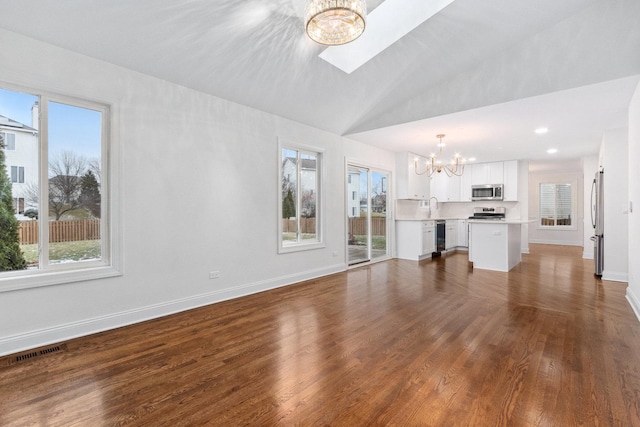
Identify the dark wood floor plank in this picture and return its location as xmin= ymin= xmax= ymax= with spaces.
xmin=1 ymin=244 xmax=640 ymax=426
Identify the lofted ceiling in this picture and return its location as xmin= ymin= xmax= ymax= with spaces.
xmin=0 ymin=0 xmax=638 ymax=162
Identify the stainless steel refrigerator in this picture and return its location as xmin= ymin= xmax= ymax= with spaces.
xmin=590 ymin=169 xmax=604 ymax=276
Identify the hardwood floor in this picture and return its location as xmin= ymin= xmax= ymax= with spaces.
xmin=2 ymin=244 xmax=640 ymax=426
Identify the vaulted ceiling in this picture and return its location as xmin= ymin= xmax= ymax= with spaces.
xmin=0 ymin=0 xmax=638 ymax=162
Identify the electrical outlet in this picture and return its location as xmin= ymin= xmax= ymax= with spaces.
xmin=209 ymin=271 xmax=220 ymax=279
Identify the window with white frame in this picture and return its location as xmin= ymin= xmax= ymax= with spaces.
xmin=279 ymin=142 xmax=323 ymax=252
xmin=539 ymin=182 xmax=574 ymax=228
xmin=1 ymin=132 xmax=16 ymax=150
xmin=0 ymin=85 xmax=119 ymax=291
xmin=10 ymin=166 xmax=25 ymax=183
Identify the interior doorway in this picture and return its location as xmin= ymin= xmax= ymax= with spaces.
xmin=347 ymin=165 xmax=390 ymax=265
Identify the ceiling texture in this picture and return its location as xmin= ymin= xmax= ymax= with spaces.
xmin=0 ymin=0 xmax=639 ymax=162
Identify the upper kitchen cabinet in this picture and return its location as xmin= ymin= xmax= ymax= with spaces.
xmin=460 ymin=168 xmax=472 ymax=201
xmin=396 ymin=152 xmax=430 ymax=199
xmin=430 ymin=172 xmax=460 ymax=202
xmin=471 ymin=162 xmax=504 ymax=185
xmin=502 ymin=160 xmax=519 ymax=201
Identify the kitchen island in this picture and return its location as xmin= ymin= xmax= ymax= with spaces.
xmin=468 ymin=220 xmax=529 ymax=272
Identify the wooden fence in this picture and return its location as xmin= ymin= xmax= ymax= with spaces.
xmin=282 ymin=218 xmax=316 ymax=233
xmin=349 ymin=217 xmax=387 ymax=236
xmin=282 ymin=217 xmax=387 ymax=236
xmin=19 ymin=219 xmax=101 ymax=244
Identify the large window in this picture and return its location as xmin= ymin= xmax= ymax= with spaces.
xmin=539 ymin=182 xmax=574 ymax=228
xmin=279 ymin=142 xmax=324 ymax=253
xmin=0 ymin=85 xmax=119 ymax=291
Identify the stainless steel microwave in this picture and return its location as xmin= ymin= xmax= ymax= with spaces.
xmin=471 ymin=184 xmax=504 ymax=201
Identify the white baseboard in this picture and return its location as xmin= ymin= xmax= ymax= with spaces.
xmin=602 ymin=270 xmax=629 ymax=282
xmin=583 ymin=251 xmax=594 ymax=260
xmin=528 ymin=239 xmax=583 ymax=246
xmin=0 ymin=263 xmax=346 ymax=357
xmin=626 ymin=287 xmax=640 ymax=323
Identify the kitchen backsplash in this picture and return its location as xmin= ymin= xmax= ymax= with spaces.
xmin=395 ymin=199 xmax=521 ymax=220
xmin=436 ymin=201 xmax=521 ymax=219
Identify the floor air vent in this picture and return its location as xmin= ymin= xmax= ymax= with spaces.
xmin=1 ymin=344 xmax=68 ymax=367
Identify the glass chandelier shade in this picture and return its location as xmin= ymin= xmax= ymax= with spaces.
xmin=414 ymin=134 xmax=466 ymax=177
xmin=305 ymin=0 xmax=367 ymax=46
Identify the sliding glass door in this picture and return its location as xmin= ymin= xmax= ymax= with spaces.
xmin=347 ymin=165 xmax=390 ymax=265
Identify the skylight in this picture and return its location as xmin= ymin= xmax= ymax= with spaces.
xmin=319 ymin=0 xmax=456 ymax=74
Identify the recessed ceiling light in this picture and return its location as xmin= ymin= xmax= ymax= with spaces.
xmin=535 ymin=127 xmax=549 ymax=134
xmin=547 ymin=148 xmax=558 ymax=154
xmin=467 ymin=157 xmax=476 ymax=162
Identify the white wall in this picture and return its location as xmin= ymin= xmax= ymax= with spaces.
xmin=627 ymin=81 xmax=640 ymax=319
xmin=0 ymin=29 xmax=396 ymax=355
xmin=582 ymin=155 xmax=599 ymax=259
xmin=528 ymin=160 xmax=584 ymax=246
xmin=518 ymin=160 xmax=530 ymax=253
xmin=600 ymin=128 xmax=629 ymax=282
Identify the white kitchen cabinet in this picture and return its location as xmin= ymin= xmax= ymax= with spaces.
xmin=447 ymin=174 xmax=461 ymax=201
xmin=503 ymin=160 xmax=519 ymax=201
xmin=396 ymin=220 xmax=435 ymax=261
xmin=471 ymin=163 xmax=487 ymax=186
xmin=396 ymin=152 xmax=430 ymax=199
xmin=430 ymin=171 xmax=461 ymax=202
xmin=457 ymin=220 xmax=468 ymax=247
xmin=430 ymin=172 xmax=448 ymax=201
xmin=460 ymin=169 xmax=472 ymax=202
xmin=471 ymin=162 xmax=504 ymax=185
xmin=487 ymin=162 xmax=504 ymax=184
xmin=422 ymin=221 xmax=435 ymax=254
xmin=445 ymin=220 xmax=458 ymax=250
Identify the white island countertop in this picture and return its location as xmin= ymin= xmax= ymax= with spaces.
xmin=468 ymin=219 xmax=534 ymax=224
xmin=396 ymin=217 xmax=469 ymax=221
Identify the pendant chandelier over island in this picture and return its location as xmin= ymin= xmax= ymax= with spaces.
xmin=414 ymin=134 xmax=466 ymax=177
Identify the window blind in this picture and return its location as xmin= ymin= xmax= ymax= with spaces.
xmin=540 ymin=183 xmax=572 ymax=226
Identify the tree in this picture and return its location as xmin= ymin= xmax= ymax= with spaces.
xmin=300 ymin=189 xmax=316 ymax=218
xmin=87 ymin=158 xmax=101 ymax=184
xmin=282 ymin=188 xmax=295 ymax=219
xmin=24 ymin=151 xmax=101 ymax=220
xmin=79 ymin=170 xmax=101 ymax=218
xmin=0 ymin=135 xmax=27 ymax=271
xmin=48 ymin=151 xmax=86 ymax=220
xmin=371 ymin=182 xmax=387 ymax=213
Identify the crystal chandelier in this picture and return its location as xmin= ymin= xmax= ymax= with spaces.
xmin=305 ymin=0 xmax=367 ymax=46
xmin=415 ymin=134 xmax=465 ymax=177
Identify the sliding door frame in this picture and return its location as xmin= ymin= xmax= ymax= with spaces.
xmin=345 ymin=159 xmax=393 ymax=267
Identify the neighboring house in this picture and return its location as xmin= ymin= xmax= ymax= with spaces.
xmin=282 ymin=156 xmax=318 ymax=217
xmin=347 ymin=169 xmax=361 ymax=218
xmin=0 ymin=103 xmax=39 ymax=220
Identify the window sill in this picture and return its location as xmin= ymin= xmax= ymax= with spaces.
xmin=536 ymin=226 xmax=577 ymax=231
xmin=278 ymin=241 xmax=326 ymax=254
xmin=0 ymin=265 xmax=122 ymax=293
